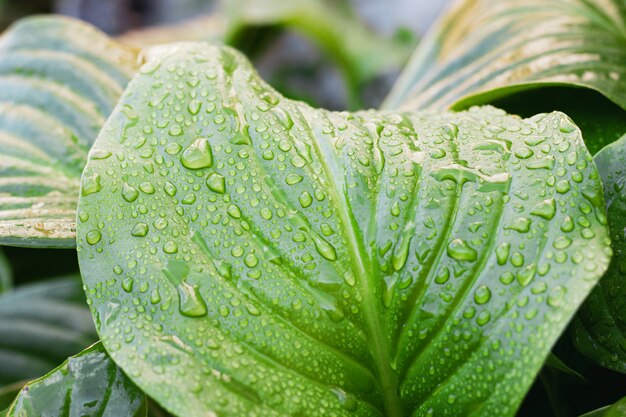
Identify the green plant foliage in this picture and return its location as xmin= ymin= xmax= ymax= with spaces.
xmin=0 ymin=250 xmax=11 ymax=293
xmin=221 ymin=0 xmax=411 ymax=85
xmin=0 ymin=15 xmax=138 ymax=248
xmin=383 ymin=0 xmax=626 ymax=135
xmin=120 ymin=0 xmax=412 ymax=110
xmin=1 ymin=342 xmax=146 ymax=417
xmin=0 ymin=277 xmax=97 ymax=384
xmin=580 ymin=396 xmax=626 ymax=417
xmin=77 ymin=43 xmax=611 ymax=417
xmin=574 ymin=134 xmax=626 ymax=374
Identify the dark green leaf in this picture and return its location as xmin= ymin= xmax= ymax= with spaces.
xmin=0 ymin=277 xmax=97 ymax=384
xmin=0 ymin=15 xmax=138 ymax=248
xmin=580 ymin=396 xmax=626 ymax=417
xmin=0 ymin=250 xmax=11 ymax=293
xmin=574 ymin=133 xmax=626 ymax=373
xmin=77 ymin=43 xmax=611 ymax=416
xmin=1 ymin=342 xmax=146 ymax=417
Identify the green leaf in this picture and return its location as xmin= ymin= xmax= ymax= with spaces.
xmin=0 ymin=250 xmax=11 ymax=293
xmin=1 ymin=342 xmax=146 ymax=417
xmin=77 ymin=43 xmax=611 ymax=417
xmin=221 ymin=0 xmax=411 ymax=82
xmin=0 ymin=277 xmax=97 ymax=384
xmin=383 ymin=0 xmax=626 ymax=148
xmin=574 ymin=133 xmax=626 ymax=373
xmin=0 ymin=15 xmax=138 ymax=248
xmin=580 ymin=396 xmax=626 ymax=417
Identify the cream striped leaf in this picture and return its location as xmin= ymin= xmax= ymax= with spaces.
xmin=0 ymin=16 xmax=138 ymax=247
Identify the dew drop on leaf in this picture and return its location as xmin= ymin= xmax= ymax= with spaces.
xmin=181 ymin=138 xmax=213 ymax=169
xmin=86 ymin=229 xmax=102 ymax=245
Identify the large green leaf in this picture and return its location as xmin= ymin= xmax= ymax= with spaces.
xmin=1 ymin=342 xmax=146 ymax=417
xmin=383 ymin=0 xmax=626 ymax=149
xmin=574 ymin=133 xmax=626 ymax=373
xmin=77 ymin=43 xmax=611 ymax=417
xmin=0 ymin=15 xmax=138 ymax=248
xmin=0 ymin=277 xmax=97 ymax=384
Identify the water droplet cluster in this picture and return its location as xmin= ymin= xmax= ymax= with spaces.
xmin=77 ymin=43 xmax=611 ymax=416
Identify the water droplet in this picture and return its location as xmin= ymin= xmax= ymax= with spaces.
xmin=139 ymin=181 xmax=156 ymax=194
xmin=122 ymin=183 xmax=139 ymax=202
xmin=496 ymin=242 xmax=510 ymax=265
xmin=244 ymin=253 xmax=258 ymax=267
xmin=560 ymin=216 xmax=574 ymax=232
xmin=310 ymin=231 xmax=337 ymax=261
xmin=556 ymin=180 xmax=571 ymax=194
xmin=150 ymin=288 xmax=161 ymax=304
xmin=181 ymin=138 xmax=213 ymax=169
xmin=547 ymin=286 xmax=566 ymax=307
xmin=82 ymin=172 xmax=102 ymax=196
xmin=131 ymin=222 xmax=148 ymax=237
xmin=182 ymin=193 xmax=196 ymax=204
xmin=435 ymin=267 xmax=450 ymax=284
xmin=227 ymin=204 xmax=242 ymax=219
xmin=165 ymin=143 xmax=182 ymax=155
xmin=260 ymin=207 xmax=272 ymax=220
xmin=527 ymin=156 xmax=555 ymax=170
xmin=474 ymin=285 xmax=491 ymax=304
xmin=163 ymin=241 xmax=178 ymax=254
xmin=206 ymin=172 xmax=225 ymax=193
xmin=506 ymin=217 xmax=531 ymax=233
xmin=162 ymin=260 xmax=207 ymax=317
xmin=285 ymin=173 xmax=303 ymax=185
xmin=515 ymin=147 xmax=534 ymax=159
xmin=86 ymin=229 xmax=101 ymax=245
xmin=530 ymin=198 xmax=556 ymax=220
xmin=553 ymin=236 xmax=572 ymax=249
xmin=122 ymin=277 xmax=134 ymax=292
xmin=188 ymin=99 xmax=202 ymax=115
xmin=299 ymin=191 xmax=313 ymax=208
xmin=177 ymin=281 xmax=207 ymax=317
xmin=559 ymin=116 xmax=577 ymax=133
xmin=447 ymin=239 xmax=477 ymax=261
xmin=392 ymin=226 xmax=413 ymax=271
xmin=164 ymin=181 xmax=177 ymax=196
xmin=517 ymin=264 xmax=536 ymax=286
xmin=90 ymin=149 xmax=111 ymax=160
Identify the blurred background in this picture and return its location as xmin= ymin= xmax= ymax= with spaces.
xmin=0 ymin=0 xmax=446 ymax=110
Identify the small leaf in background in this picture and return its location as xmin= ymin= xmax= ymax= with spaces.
xmin=0 ymin=15 xmax=138 ymax=248
xmin=0 ymin=250 xmax=11 ymax=293
xmin=574 ymin=134 xmax=626 ymax=374
xmin=0 ymin=277 xmax=97 ymax=385
xmin=120 ymin=0 xmax=413 ymax=110
xmin=579 ymin=396 xmax=626 ymax=417
xmin=1 ymin=342 xmax=146 ymax=417
xmin=78 ymin=43 xmax=610 ymax=417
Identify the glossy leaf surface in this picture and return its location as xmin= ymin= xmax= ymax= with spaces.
xmin=574 ymin=134 xmax=626 ymax=374
xmin=77 ymin=43 xmax=611 ymax=417
xmin=384 ymin=0 xmax=626 ymax=118
xmin=1 ymin=342 xmax=145 ymax=417
xmin=0 ymin=16 xmax=138 ymax=247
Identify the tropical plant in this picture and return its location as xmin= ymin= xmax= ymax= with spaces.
xmin=0 ymin=1 xmax=625 ymax=416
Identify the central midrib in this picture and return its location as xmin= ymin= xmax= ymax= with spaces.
xmin=302 ymin=108 xmax=403 ymax=417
